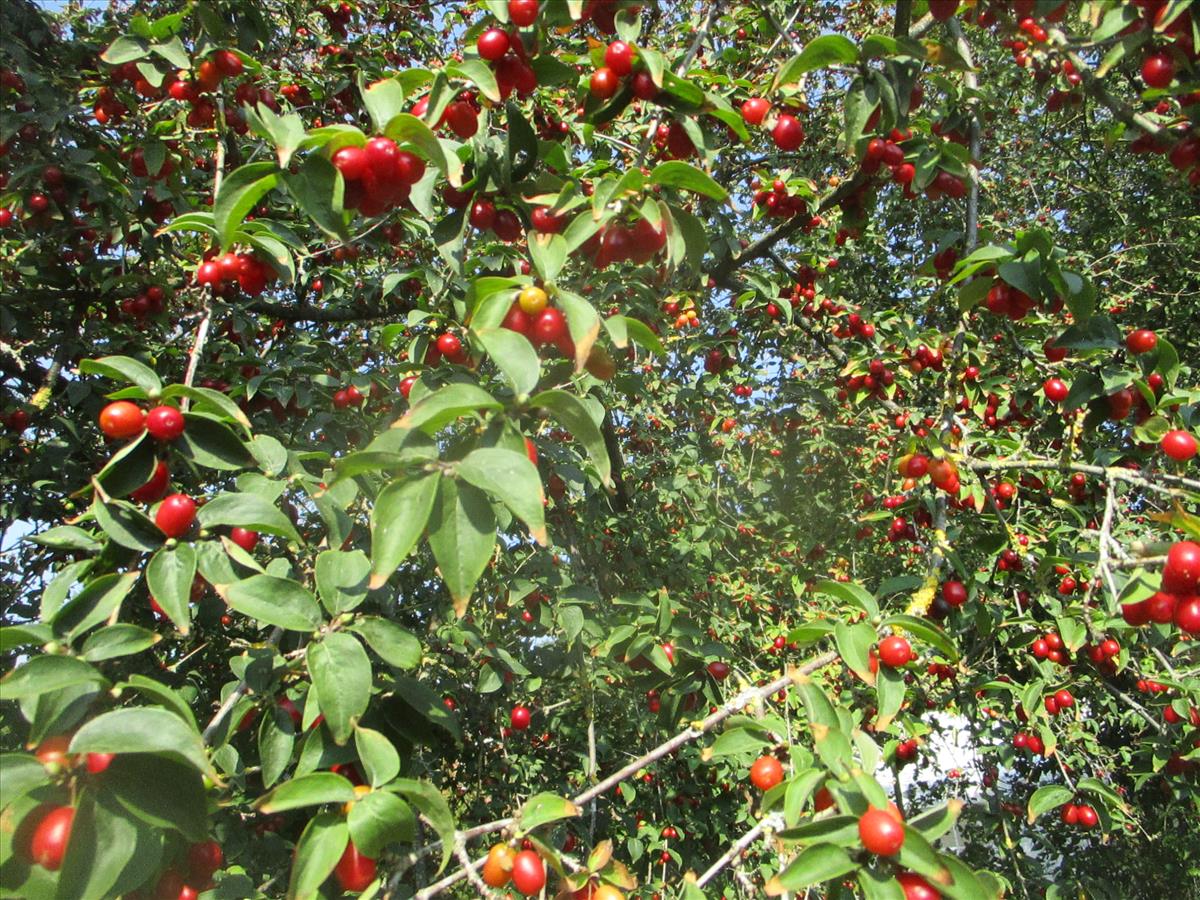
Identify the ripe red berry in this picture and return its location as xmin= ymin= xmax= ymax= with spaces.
xmin=334 ymin=840 xmax=377 ymax=893
xmin=436 ymin=332 xmax=465 ymax=362
xmin=772 ymin=114 xmax=805 ymax=151
xmin=941 ymin=580 xmax=967 ymax=607
xmin=928 ymin=0 xmax=960 ymax=20
xmin=1141 ymin=52 xmax=1175 ymax=89
xmin=1126 ymin=329 xmax=1158 ymax=354
xmin=509 ymin=0 xmax=539 ymax=27
xmin=749 ymin=755 xmax=784 ymax=791
xmin=469 ymin=198 xmax=496 ymax=231
xmin=510 ymin=705 xmax=531 ymax=730
xmin=858 ymin=806 xmax=905 ymax=855
xmin=1042 ymin=377 xmax=1069 ymax=403
xmin=590 ymin=67 xmax=620 ymax=100
xmin=1175 ymin=597 xmax=1200 ymax=634
xmin=230 ymin=527 xmax=259 ymax=552
xmin=332 ymin=145 xmax=368 ymax=180
xmin=27 ymin=805 xmax=74 ymax=870
xmin=605 ymin=41 xmax=634 ymax=77
xmin=1161 ymin=430 xmax=1197 ymax=462
xmin=897 ymin=871 xmax=941 ymax=900
xmin=740 ymin=97 xmax=770 ymax=125
xmin=156 ymin=493 xmax=197 ymax=539
xmin=187 ymin=840 xmax=224 ymax=881
xmin=145 ymin=405 xmax=185 ymax=441
xmin=877 ymin=635 xmax=912 ymax=668
xmin=531 ymin=308 xmax=568 ymax=346
xmin=85 ymin=752 xmax=114 ymax=774
xmin=509 ymin=849 xmax=545 ymax=896
xmin=477 ymin=28 xmax=510 ymax=62
xmin=98 ymin=400 xmax=145 ymax=440
xmin=1163 ymin=541 xmax=1200 ymax=594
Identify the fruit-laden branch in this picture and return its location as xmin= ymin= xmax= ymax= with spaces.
xmin=963 ymin=457 xmax=1200 ymax=497
xmin=403 ymin=650 xmax=840 ymax=898
xmin=694 ymin=812 xmax=783 ymax=888
xmin=245 ymin=298 xmax=403 ymax=323
xmin=1051 ymin=32 xmax=1168 ymax=142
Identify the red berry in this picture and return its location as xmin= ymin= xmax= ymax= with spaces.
xmin=590 ymin=67 xmax=620 ymax=100
xmin=858 ymin=806 xmax=905 ymax=855
xmin=230 ymin=527 xmax=259 ymax=552
xmin=27 ymin=806 xmax=74 ymax=871
xmin=1175 ymin=597 xmax=1200 ymax=635
xmin=877 ymin=635 xmax=912 ymax=668
xmin=477 ymin=28 xmax=510 ymax=62
xmin=333 ymin=840 xmax=377 ymax=893
xmin=510 ymin=850 xmax=545 ymax=896
xmin=145 ymin=405 xmax=186 ymax=441
xmin=510 ymin=705 xmax=531 ymax=730
xmin=509 ymin=0 xmax=539 ymax=27
xmin=942 ymin=580 xmax=967 ymax=607
xmin=740 ymin=97 xmax=770 ymax=125
xmin=1161 ymin=430 xmax=1197 ymax=462
xmin=749 ymin=755 xmax=784 ymax=791
xmin=897 ymin=871 xmax=941 ymax=900
xmin=98 ymin=400 xmax=145 ymax=440
xmin=772 ymin=114 xmax=805 ymax=151
xmin=1142 ymin=52 xmax=1175 ymax=89
xmin=1042 ymin=377 xmax=1069 ymax=403
xmin=531 ymin=308 xmax=568 ymax=346
xmin=928 ymin=0 xmax=960 ymax=20
xmin=156 ymin=493 xmax=197 ymax=539
xmin=605 ymin=41 xmax=634 ymax=76
xmin=1126 ymin=329 xmax=1158 ymax=354
xmin=1163 ymin=541 xmax=1200 ymax=594
xmin=332 ymin=145 xmax=368 ymax=181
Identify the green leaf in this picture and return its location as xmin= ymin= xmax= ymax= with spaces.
xmin=255 ymin=771 xmax=357 ymax=813
xmin=176 ymin=413 xmax=255 ymax=470
xmin=812 ymin=579 xmax=880 ymax=618
xmin=95 ymin=431 xmax=156 ymax=499
xmin=1 ymin=655 xmax=108 ymax=699
xmin=391 ymin=778 xmax=455 ymax=873
xmin=101 ymin=34 xmax=148 ymax=64
xmin=472 ymin=327 xmax=541 ymax=397
xmin=70 ymin=707 xmax=212 ymax=778
xmin=1027 ymin=784 xmax=1074 ymax=822
xmin=349 ymin=790 xmax=415 ymax=856
xmin=396 ymin=382 xmax=502 ymax=432
xmin=361 ymin=76 xmax=408 ymax=133
xmin=287 ymin=811 xmax=350 ymax=900
xmin=307 ymin=632 xmax=373 ymax=744
xmin=858 ymin=868 xmax=907 ymax=900
xmin=349 ymin=616 xmax=422 ymax=669
xmin=80 ymin=355 xmax=162 ymax=396
xmin=0 ymin=753 xmax=50 ymax=806
xmin=556 ymin=288 xmax=602 ymax=371
xmin=103 ymin=753 xmax=208 ymax=841
xmin=355 ymin=726 xmax=401 ymax=788
xmin=427 ymin=477 xmax=497 ymax=615
xmin=457 ymin=447 xmax=548 ymax=545
xmin=384 ymin=113 xmax=461 ymax=186
xmin=447 ymin=59 xmax=501 ymax=103
xmin=528 ymin=233 xmax=568 ymax=284
xmin=92 ymin=497 xmax=163 ymax=552
xmin=146 ymin=544 xmax=196 ymax=634
xmin=774 ymin=34 xmax=859 ymax=89
xmin=603 ymin=315 xmax=665 ymax=355
xmin=197 ymin=491 xmax=300 ymax=542
xmin=52 ymin=571 xmax=139 ymax=641
xmin=835 ymin=620 xmax=877 ymax=686
xmin=909 ymin=801 xmax=962 ymax=842
xmin=282 ymin=154 xmax=347 ymax=240
xmin=315 ymin=549 xmax=371 ymax=614
xmin=766 ymin=843 xmax=857 ymax=894
xmin=879 ymin=614 xmax=959 ymax=661
xmin=81 ymin=624 xmax=161 ymax=661
xmin=648 ymin=161 xmax=728 ymax=201
xmin=213 ymin=162 xmax=279 ymax=251
xmin=28 ymin=525 xmax=103 ymax=552
xmin=225 ymin=575 xmax=323 ymax=631
xmin=56 ymin=790 xmax=142 ymax=900
xmin=258 ymin=705 xmax=295 ymax=788
xmin=516 ymin=792 xmax=582 ymax=834
xmin=369 ymin=473 xmax=440 ymax=588
xmin=531 ymin=389 xmax=612 ymax=487
xmin=875 ymin=666 xmax=905 ymax=729
xmin=707 ymin=726 xmax=771 ymax=757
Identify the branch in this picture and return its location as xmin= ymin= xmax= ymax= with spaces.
xmin=695 ymin=813 xmax=783 ymax=888
xmin=1051 ymin=33 xmax=1167 ymax=141
xmin=409 ymin=651 xmax=840 ymax=898
xmin=245 ymin=299 xmax=401 ymax=323
xmin=962 ymin=457 xmax=1200 ymax=497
